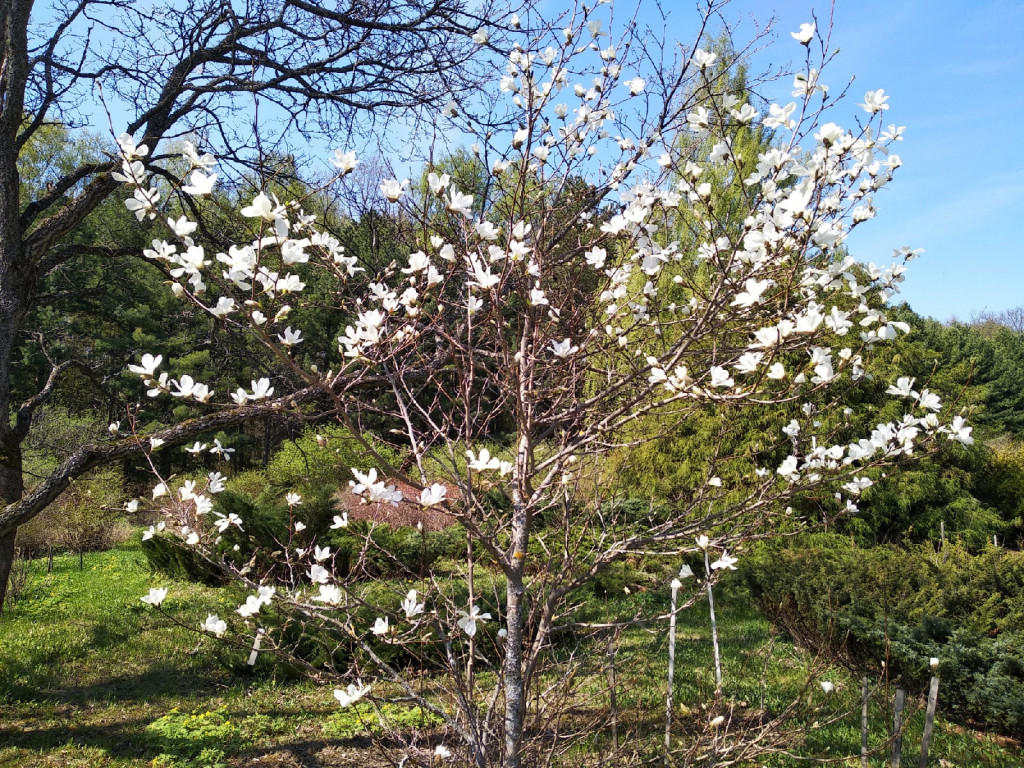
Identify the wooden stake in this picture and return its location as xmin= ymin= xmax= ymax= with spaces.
xmin=891 ymin=688 xmax=905 ymax=767
xmin=666 ymin=578 xmax=681 ymax=758
xmin=606 ymin=634 xmax=619 ymax=752
xmin=919 ymin=674 xmax=940 ymax=768
xmin=704 ymin=550 xmax=722 ymax=696
xmin=861 ymin=676 xmax=870 ymax=767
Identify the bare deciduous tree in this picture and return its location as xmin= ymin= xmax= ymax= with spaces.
xmin=0 ymin=0 xmax=519 ymax=609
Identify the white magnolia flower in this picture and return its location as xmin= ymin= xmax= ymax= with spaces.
xmin=447 ymin=189 xmax=474 ymax=218
xmin=791 ymin=22 xmax=816 ymax=45
xmin=331 ymin=150 xmax=358 ymax=173
xmin=241 ymin=192 xmax=276 ymax=221
xmin=550 ymin=338 xmax=579 ymax=358
xmin=286 ymin=492 xmax=302 ymax=506
xmin=860 ymin=89 xmax=890 ymax=113
xmin=278 ymin=327 xmax=303 ymax=346
xmin=457 ymin=604 xmax=491 ymax=637
xmin=214 ymin=512 xmax=244 ymax=532
xmin=117 ymin=133 xmax=149 ymax=161
xmin=710 ymin=552 xmax=738 ymax=571
xmin=237 ymin=595 xmax=263 ymax=618
xmin=372 ymin=616 xmax=390 ymax=636
xmin=182 ymin=141 xmax=214 ymax=170
xmin=141 ymin=587 xmax=168 ymax=606
xmin=207 ymin=472 xmax=226 ymax=493
xmin=334 ymin=681 xmax=371 ymax=708
xmin=308 ymin=564 xmax=331 ymax=584
xmin=820 ymin=680 xmax=835 ymax=694
xmin=946 ymin=415 xmax=974 ymax=446
xmin=330 ymin=513 xmax=349 ymax=529
xmin=249 ymin=378 xmax=274 ymax=401
xmin=402 ymin=589 xmax=425 ymax=619
xmin=201 ymin=614 xmax=227 ymax=637
xmin=420 ymin=483 xmax=448 ymax=507
xmin=624 ymin=77 xmax=645 ymax=95
xmin=379 ymin=179 xmax=409 ymax=202
xmin=181 ymin=170 xmax=217 ymax=196
xmin=692 ymin=49 xmax=716 ymax=69
xmin=128 ymin=353 xmax=162 ymax=377
xmin=312 ymin=584 xmax=343 ymax=605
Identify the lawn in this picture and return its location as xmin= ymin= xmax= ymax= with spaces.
xmin=0 ymin=543 xmax=1020 ymax=767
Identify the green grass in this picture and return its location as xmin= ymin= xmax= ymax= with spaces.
xmin=1 ymin=544 xmax=1021 ymax=767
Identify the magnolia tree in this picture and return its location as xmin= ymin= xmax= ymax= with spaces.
xmin=120 ymin=2 xmax=970 ymax=765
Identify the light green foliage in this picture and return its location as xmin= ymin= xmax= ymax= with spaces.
xmin=2 ymin=547 xmax=1021 ymax=766
xmin=146 ymin=708 xmax=238 ymax=768
xmin=266 ymin=424 xmax=401 ymax=491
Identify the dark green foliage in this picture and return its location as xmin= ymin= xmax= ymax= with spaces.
xmin=140 ymin=534 xmax=225 ymax=587
xmin=324 ymin=522 xmax=466 ymax=580
xmin=743 ymin=536 xmax=1024 ymax=736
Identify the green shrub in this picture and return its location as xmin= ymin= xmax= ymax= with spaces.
xmin=743 ymin=536 xmax=1024 ymax=737
xmin=326 ymin=522 xmax=466 ymax=579
xmin=139 ymin=534 xmax=225 ymax=586
xmin=266 ymin=425 xmax=401 ymax=490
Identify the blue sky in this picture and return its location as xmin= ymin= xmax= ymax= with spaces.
xmin=638 ymin=0 xmax=1024 ymax=321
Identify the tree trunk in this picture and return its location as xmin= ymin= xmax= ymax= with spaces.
xmin=503 ymin=446 xmax=531 ymax=768
xmin=0 ymin=0 xmax=32 ymax=617
xmin=0 ymin=527 xmax=16 ymax=615
xmin=503 ymin=562 xmax=526 ymax=768
xmin=0 ymin=431 xmax=25 ymax=615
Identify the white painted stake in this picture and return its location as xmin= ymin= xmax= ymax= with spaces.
xmin=247 ymin=628 xmax=265 ymax=666
xmin=704 ymin=549 xmax=722 ymax=695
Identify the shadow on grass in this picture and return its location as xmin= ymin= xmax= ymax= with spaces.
xmin=0 ymin=715 xmax=156 ymax=761
xmin=2 ymin=662 xmax=232 ymax=706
